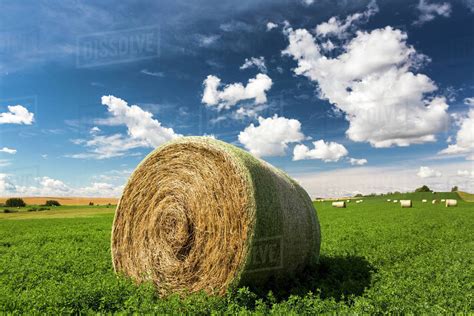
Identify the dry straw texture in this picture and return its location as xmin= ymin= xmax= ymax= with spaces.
xmin=400 ymin=200 xmax=412 ymax=208
xmin=111 ymin=137 xmax=321 ymax=296
xmin=445 ymin=199 xmax=457 ymax=207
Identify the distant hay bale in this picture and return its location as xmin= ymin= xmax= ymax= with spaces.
xmin=422 ymin=199 xmax=427 ymax=203
xmin=393 ymin=200 xmax=398 ymax=203
xmin=355 ymin=200 xmax=363 ymax=204
xmin=111 ymin=137 xmax=321 ymax=296
xmin=332 ymin=201 xmax=346 ymax=208
xmin=445 ymin=199 xmax=458 ymax=207
xmin=432 ymin=199 xmax=437 ymax=204
xmin=441 ymin=199 xmax=446 ymax=202
xmin=387 ymin=199 xmax=391 ymax=202
xmin=400 ymin=200 xmax=412 ymax=208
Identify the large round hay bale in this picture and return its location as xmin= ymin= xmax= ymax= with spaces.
xmin=400 ymin=200 xmax=412 ymax=208
xmin=332 ymin=201 xmax=346 ymax=208
xmin=111 ymin=137 xmax=321 ymax=296
xmin=445 ymin=199 xmax=457 ymax=207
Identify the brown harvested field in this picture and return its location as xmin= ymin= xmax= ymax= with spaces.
xmin=0 ymin=197 xmax=118 ymax=205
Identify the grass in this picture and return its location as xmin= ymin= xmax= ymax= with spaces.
xmin=0 ymin=205 xmax=115 ymax=220
xmin=458 ymin=191 xmax=474 ymax=202
xmin=0 ymin=193 xmax=472 ymax=313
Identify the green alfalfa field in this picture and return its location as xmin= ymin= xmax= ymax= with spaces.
xmin=0 ymin=192 xmax=472 ymax=314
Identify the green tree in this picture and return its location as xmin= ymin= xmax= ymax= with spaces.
xmin=415 ymin=185 xmax=432 ymax=193
xmin=451 ymin=186 xmax=458 ymax=192
xmin=5 ymin=198 xmax=26 ymax=207
xmin=44 ymin=200 xmax=61 ymax=207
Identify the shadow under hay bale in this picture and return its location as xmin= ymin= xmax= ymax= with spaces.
xmin=245 ymin=255 xmax=375 ymax=302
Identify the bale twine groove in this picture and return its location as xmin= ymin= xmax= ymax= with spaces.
xmin=111 ymin=137 xmax=321 ymax=296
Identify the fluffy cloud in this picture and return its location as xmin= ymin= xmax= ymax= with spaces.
xmin=234 ymin=103 xmax=270 ymax=119
xmin=266 ymin=22 xmax=278 ymax=31
xmin=315 ymin=0 xmax=378 ymax=38
xmin=283 ymin=25 xmax=449 ymax=147
xmin=414 ymin=0 xmax=451 ymax=25
xmin=349 ymin=157 xmax=368 ymax=165
xmin=0 ymin=174 xmax=16 ymax=192
xmin=1 ymin=175 xmax=123 ymax=197
xmin=39 ymin=177 xmax=71 ymax=194
xmin=238 ymin=115 xmax=305 ymax=157
xmin=77 ymin=182 xmax=124 ymax=197
xmin=0 ymin=147 xmax=16 ymax=154
xmin=196 ymin=34 xmax=220 ymax=47
xmin=202 ymin=74 xmax=273 ymax=110
xmin=68 ymin=134 xmax=147 ymax=159
xmin=101 ymin=95 xmax=180 ymax=147
xmin=240 ymin=56 xmax=267 ymax=73
xmin=0 ymin=105 xmax=34 ymax=125
xmin=69 ymin=96 xmax=180 ymax=159
xmin=417 ymin=166 xmax=442 ymax=178
xmin=457 ymin=170 xmax=474 ymax=178
xmin=464 ymin=97 xmax=474 ymax=106
xmin=293 ymin=140 xmax=348 ymax=162
xmin=439 ymin=109 xmax=474 ymax=160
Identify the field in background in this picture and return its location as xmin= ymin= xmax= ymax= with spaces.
xmin=317 ymin=191 xmax=468 ymax=202
xmin=0 ymin=205 xmax=115 ymax=220
xmin=0 ymin=197 xmax=118 ymax=206
xmin=0 ymin=192 xmax=472 ymax=313
xmin=457 ymin=191 xmax=474 ymax=202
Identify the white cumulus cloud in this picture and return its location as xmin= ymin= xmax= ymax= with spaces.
xmin=439 ymin=109 xmax=474 ymax=160
xmin=283 ymin=25 xmax=449 ymax=148
xmin=457 ymin=170 xmax=474 ymax=178
xmin=100 ymin=95 xmax=180 ymax=147
xmin=266 ymin=22 xmax=278 ymax=31
xmin=349 ymin=157 xmax=368 ymax=165
xmin=417 ymin=166 xmax=442 ymax=178
xmin=0 ymin=105 xmax=34 ymax=125
xmin=238 ymin=115 xmax=305 ymax=157
xmin=293 ymin=140 xmax=348 ymax=162
xmin=464 ymin=97 xmax=474 ymax=106
xmin=202 ymin=74 xmax=273 ymax=110
xmin=69 ymin=96 xmax=180 ymax=159
xmin=240 ymin=56 xmax=267 ymax=73
xmin=0 ymin=174 xmax=16 ymax=192
xmin=1 ymin=175 xmax=123 ymax=197
xmin=315 ymin=0 xmax=378 ymax=39
xmin=414 ymin=0 xmax=451 ymax=25
xmin=0 ymin=147 xmax=16 ymax=154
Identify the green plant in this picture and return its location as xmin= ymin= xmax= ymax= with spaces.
xmin=3 ymin=209 xmax=18 ymax=213
xmin=415 ymin=185 xmax=432 ymax=192
xmin=5 ymin=198 xmax=26 ymax=207
xmin=44 ymin=200 xmax=61 ymax=207
xmin=0 ymin=195 xmax=472 ymax=314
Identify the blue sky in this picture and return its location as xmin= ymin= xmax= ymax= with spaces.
xmin=0 ymin=0 xmax=473 ymax=197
